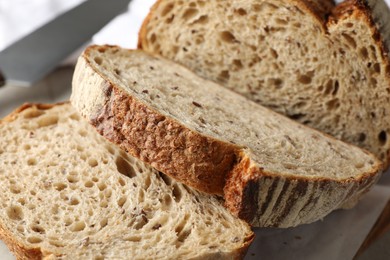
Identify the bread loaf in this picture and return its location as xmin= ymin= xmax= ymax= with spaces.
xmin=0 ymin=102 xmax=253 ymax=259
xmin=139 ymin=0 xmax=390 ymax=167
xmin=71 ymin=45 xmax=382 ymax=227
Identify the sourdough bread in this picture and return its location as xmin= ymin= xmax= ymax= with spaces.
xmin=0 ymin=103 xmax=253 ymax=259
xmin=71 ymin=45 xmax=382 ymax=227
xmin=139 ymin=0 xmax=390 ymax=167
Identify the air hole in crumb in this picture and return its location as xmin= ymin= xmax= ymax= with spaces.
xmin=324 ymin=80 xmax=333 ymax=95
xmin=78 ymin=129 xmax=87 ymax=137
xmin=379 ymin=131 xmax=387 ymax=145
xmin=27 ymin=237 xmax=42 ymax=244
xmin=159 ymin=173 xmax=172 ymax=186
xmin=67 ymin=175 xmax=79 ymax=183
xmin=326 ymin=99 xmax=340 ymax=110
xmin=182 ymin=8 xmax=199 ymax=21
xmin=7 ymin=205 xmax=23 ymax=220
xmin=116 ymin=156 xmax=136 ymax=178
xmin=192 ymin=15 xmax=208 ymax=24
xmin=70 ymin=198 xmax=79 ymax=206
xmin=332 ymin=80 xmax=339 ymax=95
xmin=114 ymin=69 xmax=121 ymax=76
xmin=88 ymin=158 xmax=98 ymax=168
xmin=359 ymin=47 xmax=368 ymax=60
xmin=31 ymin=225 xmax=45 ymax=234
xmin=235 ymin=8 xmax=247 ymax=15
xmin=358 ymin=133 xmax=366 ymax=143
xmin=98 ymin=182 xmax=107 ymax=191
xmin=125 ymin=236 xmax=141 ymax=242
xmin=297 ymin=74 xmax=312 ymax=84
xmin=355 ymin=162 xmax=365 ymax=169
xmin=218 ymin=70 xmax=230 ymax=82
xmin=38 ymin=115 xmax=59 ymax=127
xmin=178 ymin=229 xmax=191 ymax=243
xmin=161 ymin=3 xmax=174 ymax=16
xmin=27 ymin=158 xmax=37 ymax=166
xmin=163 ymin=194 xmax=172 ymax=209
xmin=270 ymin=48 xmax=278 ymax=59
xmin=144 ymin=175 xmax=151 ymax=190
xmin=374 ymin=63 xmax=381 ymax=73
xmin=149 ymin=33 xmax=156 ymax=44
xmin=118 ymin=178 xmax=126 ymax=187
xmin=219 ymin=31 xmax=238 ymax=44
xmin=342 ymin=33 xmax=356 ymax=48
xmin=100 ymin=218 xmax=108 ymax=228
xmin=118 ymin=197 xmax=127 ymax=207
xmin=17 ymin=198 xmax=26 ymax=205
xmin=94 ymin=57 xmax=103 ymax=65
xmin=10 ymin=185 xmax=21 ymax=194
xmin=275 ymin=18 xmax=287 ymax=25
xmin=23 ymin=144 xmax=31 ymax=150
xmin=71 ymin=221 xmax=86 ymax=232
xmin=172 ymin=184 xmax=182 ymax=202
xmin=233 ymin=59 xmax=243 ymax=70
xmin=54 ymin=183 xmax=67 ymax=191
xmin=24 ymin=110 xmax=44 ymax=119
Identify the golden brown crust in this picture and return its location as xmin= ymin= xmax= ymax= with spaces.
xmin=0 ymin=221 xmax=42 ymax=260
xmin=83 ymin=49 xmax=239 ymax=195
xmin=74 ymin=45 xmax=383 ymax=227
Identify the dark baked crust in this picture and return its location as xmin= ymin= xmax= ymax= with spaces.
xmin=225 ymin=155 xmax=382 ymax=227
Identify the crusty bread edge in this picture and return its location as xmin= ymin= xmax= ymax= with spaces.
xmin=72 ymin=45 xmax=383 ymax=227
xmin=71 ymin=45 xmax=242 ymax=195
xmin=225 ymin=154 xmax=382 ymax=227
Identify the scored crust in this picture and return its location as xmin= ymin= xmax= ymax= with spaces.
xmin=224 ymin=154 xmax=381 ymax=227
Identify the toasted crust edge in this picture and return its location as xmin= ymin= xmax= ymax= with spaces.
xmin=225 ymin=155 xmax=382 ymax=227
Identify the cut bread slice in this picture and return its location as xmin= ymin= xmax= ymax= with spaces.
xmin=71 ymin=45 xmax=382 ymax=227
xmin=138 ymin=0 xmax=390 ymax=167
xmin=0 ymin=103 xmax=253 ymax=259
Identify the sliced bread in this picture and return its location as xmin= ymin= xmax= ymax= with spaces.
xmin=0 ymin=102 xmax=253 ymax=259
xmin=71 ymin=45 xmax=382 ymax=227
xmin=138 ymin=0 xmax=390 ymax=167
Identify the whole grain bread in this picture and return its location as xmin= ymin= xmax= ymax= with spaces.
xmin=71 ymin=45 xmax=382 ymax=227
xmin=0 ymin=102 xmax=253 ymax=259
xmin=138 ymin=0 xmax=390 ymax=168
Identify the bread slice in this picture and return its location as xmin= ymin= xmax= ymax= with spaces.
xmin=0 ymin=103 xmax=253 ymax=259
xmin=138 ymin=0 xmax=390 ymax=167
xmin=71 ymin=45 xmax=382 ymax=227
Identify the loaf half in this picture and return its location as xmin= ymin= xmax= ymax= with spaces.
xmin=0 ymin=103 xmax=253 ymax=259
xmin=139 ymin=0 xmax=390 ymax=167
xmin=71 ymin=45 xmax=382 ymax=227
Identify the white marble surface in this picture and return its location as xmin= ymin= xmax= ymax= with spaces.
xmin=1 ymin=1 xmax=390 ymax=259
